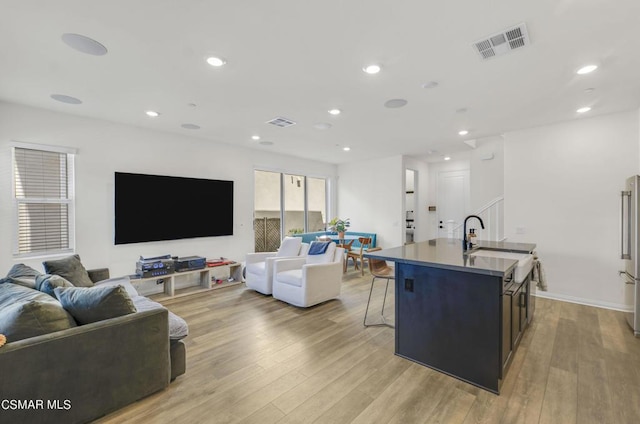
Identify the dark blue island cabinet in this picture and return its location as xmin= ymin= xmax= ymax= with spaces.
xmin=396 ymin=264 xmax=504 ymax=393
xmin=366 ymin=238 xmax=536 ymax=394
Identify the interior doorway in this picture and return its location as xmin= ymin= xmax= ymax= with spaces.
xmin=405 ymin=169 xmax=417 ymax=244
xmin=437 ymin=170 xmax=470 ymax=238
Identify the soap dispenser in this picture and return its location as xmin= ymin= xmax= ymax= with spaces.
xmin=468 ymin=228 xmax=477 ymax=247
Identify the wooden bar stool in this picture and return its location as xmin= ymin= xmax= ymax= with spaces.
xmin=363 ymin=247 xmax=395 ymax=328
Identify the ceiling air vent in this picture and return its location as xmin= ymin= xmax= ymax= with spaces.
xmin=266 ymin=116 xmax=297 ymax=128
xmin=473 ymin=23 xmax=529 ymax=60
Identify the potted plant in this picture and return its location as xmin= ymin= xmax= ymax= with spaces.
xmin=328 ymin=217 xmax=351 ymax=238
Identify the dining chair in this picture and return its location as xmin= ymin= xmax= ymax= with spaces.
xmin=346 ymin=237 xmax=372 ymax=275
xmin=337 ymin=239 xmax=354 ymax=273
xmin=364 ymin=247 xmax=394 ymax=328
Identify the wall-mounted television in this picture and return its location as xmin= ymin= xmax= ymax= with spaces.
xmin=114 ymin=172 xmax=234 ymax=245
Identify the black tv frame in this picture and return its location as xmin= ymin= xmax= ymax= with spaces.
xmin=114 ymin=172 xmax=234 ymax=245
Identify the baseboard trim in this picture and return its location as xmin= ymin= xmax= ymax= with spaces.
xmin=533 ymin=291 xmax=629 ymax=312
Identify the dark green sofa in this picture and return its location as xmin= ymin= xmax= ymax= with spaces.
xmin=0 ymin=265 xmax=185 ymax=424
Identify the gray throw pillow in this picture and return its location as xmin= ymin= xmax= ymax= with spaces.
xmin=35 ymin=274 xmax=74 ymax=298
xmin=0 ymin=300 xmax=77 ymax=342
xmin=54 ymin=285 xmax=136 ymax=325
xmin=43 ymin=254 xmax=94 ymax=287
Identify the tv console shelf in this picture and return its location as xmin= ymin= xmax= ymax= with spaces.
xmin=130 ymin=262 xmax=243 ymax=302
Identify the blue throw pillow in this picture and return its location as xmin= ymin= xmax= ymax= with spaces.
xmin=309 ymin=241 xmax=330 ymax=255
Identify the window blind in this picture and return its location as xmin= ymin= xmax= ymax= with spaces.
xmin=13 ymin=147 xmax=73 ymax=255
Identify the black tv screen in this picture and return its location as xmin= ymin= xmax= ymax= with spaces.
xmin=114 ymin=172 xmax=234 ymax=245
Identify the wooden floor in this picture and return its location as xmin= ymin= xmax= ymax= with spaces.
xmin=97 ymin=271 xmax=640 ymax=424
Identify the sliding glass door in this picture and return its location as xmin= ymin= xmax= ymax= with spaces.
xmin=254 ymin=170 xmax=282 ymax=252
xmin=254 ymin=170 xmax=327 ymax=252
xmin=306 ymin=177 xmax=327 ymax=232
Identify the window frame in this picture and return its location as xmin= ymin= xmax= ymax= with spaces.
xmin=11 ymin=141 xmax=77 ymax=258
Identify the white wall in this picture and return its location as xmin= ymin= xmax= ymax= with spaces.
xmin=0 ymin=102 xmax=336 ymax=277
xmin=504 ymin=110 xmax=639 ymax=309
xmin=470 ymin=136 xmax=504 ymax=211
xmin=337 ymin=155 xmax=404 ymax=248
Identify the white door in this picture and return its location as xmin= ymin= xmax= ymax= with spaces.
xmin=437 ymin=170 xmax=470 ymax=238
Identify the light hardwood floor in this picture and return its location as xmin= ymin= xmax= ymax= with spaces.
xmin=97 ymin=271 xmax=640 ymax=424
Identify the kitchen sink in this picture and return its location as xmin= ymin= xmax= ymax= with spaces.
xmin=469 ymin=249 xmax=534 ymax=283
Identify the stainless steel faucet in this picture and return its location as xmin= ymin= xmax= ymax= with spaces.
xmin=463 ymin=215 xmax=485 ymax=250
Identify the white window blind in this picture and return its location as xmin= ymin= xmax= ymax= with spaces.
xmin=13 ymin=146 xmax=75 ymax=256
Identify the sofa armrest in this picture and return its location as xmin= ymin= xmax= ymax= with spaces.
xmin=87 ymin=267 xmax=110 ymax=283
xmin=0 ymin=309 xmax=170 ymax=424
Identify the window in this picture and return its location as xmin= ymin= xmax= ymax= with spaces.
xmin=12 ymin=144 xmax=75 ymax=256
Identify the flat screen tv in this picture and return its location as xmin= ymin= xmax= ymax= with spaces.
xmin=114 ymin=172 xmax=233 ymax=245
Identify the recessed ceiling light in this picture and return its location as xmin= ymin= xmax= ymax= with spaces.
xmin=577 ymin=107 xmax=591 ymax=113
xmin=458 ymin=130 xmax=469 ymax=136
xmin=313 ymin=122 xmax=332 ymax=130
xmin=50 ymin=94 xmax=82 ymax=104
xmin=343 ymin=147 xmax=351 ymax=152
xmin=188 ymin=103 xmax=197 ymax=108
xmin=444 ymin=156 xmax=451 ymax=161
xmin=584 ymin=88 xmax=595 ymax=94
xmin=384 ymin=99 xmax=408 ymax=108
xmin=181 ymin=123 xmax=201 ymax=129
xmin=259 ymin=141 xmax=274 ymax=146
xmin=422 ymin=81 xmax=439 ymax=89
xmin=145 ymin=110 xmax=160 ymax=117
xmin=61 ymin=33 xmax=108 ymax=56
xmin=251 ymin=135 xmax=260 ymax=140
xmin=363 ymin=64 xmax=381 ymax=74
xmin=328 ymin=109 xmax=341 ymax=115
xmin=577 ymin=65 xmax=598 ymax=75
xmin=456 ymin=108 xmax=468 ymax=114
xmin=206 ymin=56 xmax=226 ymax=67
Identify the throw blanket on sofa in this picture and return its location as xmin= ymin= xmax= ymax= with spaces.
xmin=308 ymin=241 xmax=330 ymax=255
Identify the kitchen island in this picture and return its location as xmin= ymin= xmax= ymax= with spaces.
xmin=365 ymin=238 xmax=536 ymax=394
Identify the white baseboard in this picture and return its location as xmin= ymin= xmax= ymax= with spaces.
xmin=533 ymin=290 xmax=630 ymax=312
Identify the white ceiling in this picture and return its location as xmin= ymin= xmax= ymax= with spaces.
xmin=1 ymin=0 xmax=639 ymax=164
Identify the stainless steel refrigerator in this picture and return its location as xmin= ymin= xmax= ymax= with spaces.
xmin=621 ymin=175 xmax=640 ymax=336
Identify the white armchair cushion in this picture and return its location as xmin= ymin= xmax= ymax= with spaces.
xmin=245 ymin=252 xmax=276 ymax=276
xmin=306 ymin=242 xmax=337 ymax=265
xmin=277 ymin=237 xmax=302 ymax=257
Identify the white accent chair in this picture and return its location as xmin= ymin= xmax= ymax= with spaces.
xmin=245 ymin=237 xmax=309 ymax=295
xmin=272 ymin=241 xmax=345 ymax=307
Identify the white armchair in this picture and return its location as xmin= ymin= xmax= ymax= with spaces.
xmin=272 ymin=241 xmax=345 ymax=307
xmin=245 ymin=237 xmax=309 ymax=295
